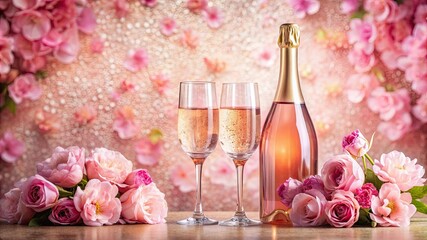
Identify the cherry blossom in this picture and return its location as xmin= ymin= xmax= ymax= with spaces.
xmin=123 ymin=48 xmax=149 ymax=72
xmin=113 ymin=106 xmax=139 ymax=140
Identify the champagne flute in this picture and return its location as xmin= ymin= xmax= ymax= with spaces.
xmin=177 ymin=81 xmax=219 ymax=225
xmin=218 ymin=82 xmax=261 ymax=226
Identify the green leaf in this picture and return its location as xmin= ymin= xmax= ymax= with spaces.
xmin=365 ymin=168 xmax=383 ymax=190
xmin=35 ymin=70 xmax=48 ymax=79
xmin=28 ymin=210 xmax=51 ymax=226
xmin=408 ymin=185 xmax=427 ymax=199
xmin=412 ymin=199 xmax=427 ymax=214
xmin=77 ymin=175 xmax=88 ymax=190
xmin=57 ymin=186 xmax=74 ymax=198
xmin=4 ymin=95 xmax=16 ymax=114
xmin=351 ymin=9 xmax=366 ymax=19
xmin=394 ymin=0 xmax=404 ymax=5
xmin=28 ymin=218 xmax=41 ymax=227
xmin=356 ymin=208 xmax=372 ymax=226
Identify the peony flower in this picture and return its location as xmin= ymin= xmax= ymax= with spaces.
xmin=12 ymin=0 xmax=45 ymax=10
xmin=204 ymin=57 xmax=226 ymax=73
xmin=74 ymin=179 xmax=121 ymax=226
xmin=364 ymin=0 xmax=398 ymax=22
xmin=113 ymin=0 xmax=129 ymax=18
xmin=347 ymin=19 xmax=377 ymax=54
xmin=0 ymin=188 xmax=34 ymax=224
xmin=325 ymin=190 xmax=360 ymax=228
xmin=76 ymin=7 xmax=97 ymax=34
xmin=12 ymin=10 xmax=51 ymax=41
xmin=20 ymin=175 xmax=59 ymax=212
xmin=277 ymin=178 xmax=303 ymax=208
xmin=123 ymin=48 xmax=149 ymax=72
xmin=170 ymin=162 xmax=196 ymax=193
xmin=205 ymin=158 xmax=235 ymax=188
xmin=159 ymin=17 xmax=177 ymax=36
xmin=255 ymin=46 xmax=276 ymax=68
xmin=86 ymin=148 xmax=133 ymax=185
xmin=377 ymin=112 xmax=412 ymax=141
xmin=340 ymin=0 xmax=359 ymax=14
xmin=415 ymin=4 xmax=427 ymax=24
xmin=290 ymin=189 xmax=327 ymax=226
xmin=0 ymin=36 xmax=14 ymax=74
xmin=113 ymin=106 xmax=139 ymax=139
xmin=287 ymin=0 xmax=320 ymax=19
xmin=21 ymin=55 xmax=46 ymax=73
xmin=0 ymin=131 xmax=25 ymax=163
xmin=342 ymin=129 xmax=370 ymax=158
xmin=36 ymin=146 xmax=85 ymax=188
xmin=348 ymin=48 xmax=376 ymax=73
xmin=186 ymin=0 xmax=207 ymax=14
xmin=346 ymin=73 xmax=378 ymax=103
xmin=135 ymin=137 xmax=162 ymax=166
xmin=370 ymin=183 xmax=416 ymax=227
xmin=321 ymin=154 xmax=365 ymax=193
xmin=13 ymin=34 xmax=37 ymax=60
xmin=34 ymin=109 xmax=61 ymax=134
xmin=8 ymin=73 xmax=42 ymax=104
xmin=120 ymin=169 xmax=153 ymax=193
xmin=413 ymin=94 xmax=427 ymax=123
xmin=74 ymin=105 xmax=97 ymax=125
xmin=180 ymin=29 xmax=199 ymax=49
xmin=48 ymin=198 xmax=81 ymax=225
xmin=53 ymin=26 xmax=80 ymax=64
xmin=373 ymin=151 xmax=426 ymax=191
xmin=354 ymin=183 xmax=378 ymax=209
xmin=0 ymin=17 xmax=9 ymax=35
xmin=302 ymin=175 xmax=329 ymax=198
xmin=120 ymin=183 xmax=168 ymax=224
xmin=140 ymin=0 xmax=157 ymax=8
xmin=150 ymin=74 xmax=170 ymax=96
xmin=367 ymin=87 xmax=411 ymax=121
xmin=202 ymin=7 xmax=224 ymax=29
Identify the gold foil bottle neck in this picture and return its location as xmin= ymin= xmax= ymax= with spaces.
xmin=278 ymin=23 xmax=300 ymax=48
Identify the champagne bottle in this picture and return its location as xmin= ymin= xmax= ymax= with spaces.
xmin=259 ymin=23 xmax=318 ymax=224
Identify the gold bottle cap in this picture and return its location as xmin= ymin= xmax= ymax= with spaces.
xmin=278 ymin=23 xmax=300 ymax=48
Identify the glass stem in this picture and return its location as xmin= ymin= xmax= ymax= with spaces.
xmin=193 ymin=158 xmax=205 ymax=218
xmin=234 ymin=159 xmax=246 ymax=216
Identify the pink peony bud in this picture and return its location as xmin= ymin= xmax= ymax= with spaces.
xmin=354 ymin=183 xmax=378 ymax=209
xmin=342 ymin=129 xmax=370 ymax=158
xmin=48 ymin=198 xmax=81 ymax=225
xmin=277 ymin=178 xmax=303 ymax=208
xmin=119 ymin=169 xmax=153 ymax=193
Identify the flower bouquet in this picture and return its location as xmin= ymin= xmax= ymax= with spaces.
xmin=0 ymin=147 xmax=168 ymax=226
xmin=278 ymin=130 xmax=426 ymax=227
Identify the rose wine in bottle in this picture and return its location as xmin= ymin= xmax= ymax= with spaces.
xmin=260 ymin=23 xmax=318 ymax=224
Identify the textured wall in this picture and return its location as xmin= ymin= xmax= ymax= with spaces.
xmin=1 ymin=0 xmax=426 ymax=211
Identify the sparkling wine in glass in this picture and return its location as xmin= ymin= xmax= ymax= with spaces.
xmin=177 ymin=81 xmax=219 ymax=225
xmin=218 ymin=82 xmax=262 ymax=227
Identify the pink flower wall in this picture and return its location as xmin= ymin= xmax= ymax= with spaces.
xmin=1 ymin=0 xmax=426 ymax=211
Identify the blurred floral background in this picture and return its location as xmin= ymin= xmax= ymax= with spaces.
xmin=0 ymin=0 xmax=426 ymax=211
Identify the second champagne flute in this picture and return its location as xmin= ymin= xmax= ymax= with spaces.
xmin=177 ymin=81 xmax=218 ymax=225
xmin=218 ymin=82 xmax=262 ymax=226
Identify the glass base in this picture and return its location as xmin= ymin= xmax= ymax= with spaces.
xmin=177 ymin=216 xmax=218 ymax=225
xmin=219 ymin=213 xmax=261 ymax=227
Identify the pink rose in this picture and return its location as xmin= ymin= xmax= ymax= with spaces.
xmin=287 ymin=0 xmax=320 ymax=19
xmin=364 ymin=0 xmax=397 ymax=22
xmin=377 ymin=112 xmax=413 ymax=141
xmin=367 ymin=87 xmax=411 ymax=121
xmin=0 ymin=131 xmax=25 ymax=163
xmin=290 ymin=189 xmax=327 ymax=227
xmin=373 ymin=151 xmax=426 ymax=191
xmin=0 ymin=36 xmax=14 ymax=74
xmin=354 ymin=183 xmax=378 ymax=209
xmin=321 ymin=154 xmax=365 ymax=193
xmin=346 ymin=73 xmax=379 ymax=104
xmin=20 ymin=175 xmax=59 ymax=212
xmin=325 ymin=190 xmax=360 ymax=228
xmin=370 ymin=183 xmax=416 ymax=227
xmin=37 ymin=146 xmax=86 ymax=188
xmin=12 ymin=10 xmax=51 ymax=41
xmin=413 ymin=94 xmax=427 ymax=123
xmin=348 ymin=48 xmax=376 ymax=73
xmin=342 ymin=129 xmax=370 ymax=158
xmin=74 ymin=179 xmax=121 ymax=226
xmin=120 ymin=183 xmax=168 ymax=224
xmin=302 ymin=175 xmax=328 ymax=198
xmin=347 ymin=19 xmax=377 ymax=54
xmin=86 ymin=148 xmax=133 ymax=185
xmin=48 ymin=198 xmax=81 ymax=225
xmin=8 ymin=73 xmax=42 ymax=104
xmin=0 ymin=188 xmax=35 ymax=224
xmin=119 ymin=169 xmax=153 ymax=193
xmin=277 ymin=178 xmax=303 ymax=208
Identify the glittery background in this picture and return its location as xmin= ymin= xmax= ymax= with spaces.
xmin=1 ymin=0 xmax=426 ymax=211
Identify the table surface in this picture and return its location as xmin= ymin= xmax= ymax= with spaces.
xmin=1 ymin=212 xmax=426 ymax=240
